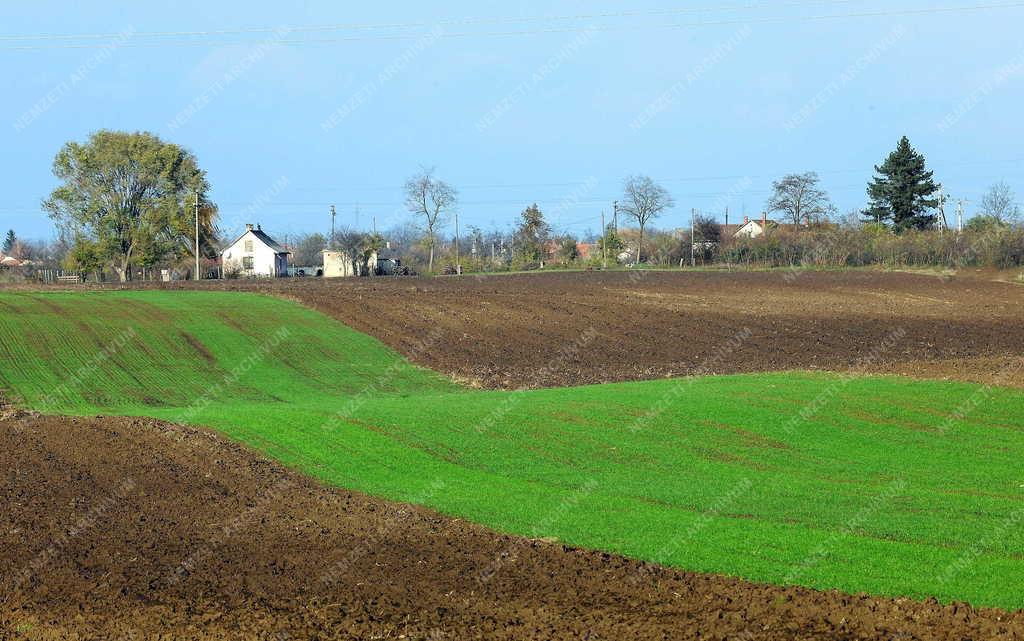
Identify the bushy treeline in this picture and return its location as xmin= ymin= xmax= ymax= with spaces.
xmin=714 ymin=224 xmax=1024 ymax=270
xmin=337 ymin=220 xmax=1024 ymax=275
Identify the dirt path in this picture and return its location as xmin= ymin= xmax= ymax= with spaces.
xmin=137 ymin=270 xmax=1024 ymax=389
xmin=2 ymin=411 xmax=1022 ymax=640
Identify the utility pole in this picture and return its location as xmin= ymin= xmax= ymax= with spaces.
xmin=690 ymin=208 xmax=696 ymax=268
xmin=957 ymin=198 xmax=968 ymax=234
xmin=612 ymin=200 xmax=619 ymax=233
xmin=330 ymin=204 xmax=336 ymax=248
xmin=601 ymin=210 xmax=607 ymax=269
xmin=372 ymin=215 xmax=377 ymax=235
xmin=725 ymin=206 xmax=729 ymax=228
xmin=194 ymin=190 xmax=201 ymax=281
xmin=454 ymin=210 xmax=460 ymax=274
xmin=937 ymin=187 xmax=947 ymax=234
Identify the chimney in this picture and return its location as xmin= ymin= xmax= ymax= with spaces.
xmin=743 ymin=215 xmax=749 ymax=224
xmin=761 ymin=211 xmax=767 ymax=228
xmin=245 ymin=224 xmax=254 ymax=231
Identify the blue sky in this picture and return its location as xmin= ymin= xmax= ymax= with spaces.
xmin=2 ymin=0 xmax=1022 ymax=241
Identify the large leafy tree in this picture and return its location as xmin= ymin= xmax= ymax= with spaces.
xmin=767 ymin=172 xmax=833 ymax=227
xmin=864 ymin=136 xmax=940 ymax=232
xmin=43 ymin=130 xmax=217 ymax=281
xmin=619 ymin=175 xmax=674 ymax=263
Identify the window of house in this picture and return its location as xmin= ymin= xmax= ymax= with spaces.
xmin=242 ymin=256 xmax=254 ymax=270
xmin=244 ymin=240 xmax=254 ymax=252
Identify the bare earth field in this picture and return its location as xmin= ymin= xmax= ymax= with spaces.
xmin=3 ymin=410 xmax=1024 ymax=641
xmin=151 ymin=270 xmax=1024 ymax=389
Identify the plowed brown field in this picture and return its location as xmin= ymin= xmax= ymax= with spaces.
xmin=3 ymin=410 xmax=1023 ymax=641
xmin=152 ymin=270 xmax=1024 ymax=389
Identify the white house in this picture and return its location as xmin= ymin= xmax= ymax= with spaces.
xmin=221 ymin=224 xmax=290 ymax=278
xmin=733 ymin=215 xmax=777 ymax=239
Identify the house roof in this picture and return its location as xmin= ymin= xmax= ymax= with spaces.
xmin=251 ymin=228 xmax=290 ymax=254
xmin=222 ymin=226 xmax=291 ymax=255
xmin=729 ymin=219 xmax=779 ymax=237
xmin=739 ymin=219 xmax=777 ymax=228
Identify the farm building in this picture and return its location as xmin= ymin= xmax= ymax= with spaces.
xmin=322 ymin=249 xmax=359 ymax=278
xmin=221 ymin=224 xmax=291 ymax=278
xmin=323 ymin=247 xmax=406 ymax=277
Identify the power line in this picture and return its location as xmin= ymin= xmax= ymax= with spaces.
xmin=0 ymin=184 xmax=945 ymax=212
xmin=283 ymin=157 xmax=1024 ymax=193
xmin=0 ymin=0 xmax=880 ymax=42
xmin=2 ymin=1 xmax=1022 ymax=51
xmin=0 ymin=184 xmax=897 ymax=211
xmin=2 ymin=157 xmax=1015 ymax=218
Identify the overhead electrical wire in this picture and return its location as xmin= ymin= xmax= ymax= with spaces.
xmin=283 ymin=158 xmax=1024 ymax=194
xmin=0 ymin=0 xmax=884 ymax=42
xmin=1 ymin=1 xmax=1022 ymax=50
xmin=1 ymin=156 xmax=1018 ymax=215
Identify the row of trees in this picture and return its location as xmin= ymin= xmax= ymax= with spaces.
xmin=27 ymin=130 xmax=1021 ymax=280
xmin=398 ymin=137 xmax=1017 ymax=270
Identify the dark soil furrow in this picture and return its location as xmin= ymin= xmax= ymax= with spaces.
xmin=2 ymin=411 xmax=1022 ymax=640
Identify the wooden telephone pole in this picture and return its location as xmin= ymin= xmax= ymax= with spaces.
xmin=601 ymin=211 xmax=608 ymax=268
xmin=454 ymin=211 xmax=461 ymax=274
xmin=690 ymin=208 xmax=696 ymax=268
xmin=194 ymin=190 xmax=201 ymax=280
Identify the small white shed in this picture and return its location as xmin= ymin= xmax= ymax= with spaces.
xmin=322 ymin=249 xmax=359 ymax=278
xmin=221 ymin=224 xmax=291 ymax=278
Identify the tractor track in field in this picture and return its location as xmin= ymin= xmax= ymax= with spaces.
xmin=3 ymin=411 xmax=1023 ymax=641
xmin=134 ymin=270 xmax=1024 ymax=390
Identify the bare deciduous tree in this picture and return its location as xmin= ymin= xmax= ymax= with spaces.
xmin=619 ymin=175 xmax=674 ymax=264
xmin=980 ymin=181 xmax=1020 ymax=225
xmin=767 ymin=172 xmax=833 ymax=228
xmin=404 ymin=168 xmax=457 ymax=273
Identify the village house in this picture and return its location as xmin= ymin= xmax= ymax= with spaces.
xmin=221 ymin=224 xmax=291 ymax=278
xmin=732 ymin=213 xmax=778 ymax=239
xmin=0 ymin=255 xmax=26 ymax=268
xmin=543 ymin=239 xmax=594 ymax=264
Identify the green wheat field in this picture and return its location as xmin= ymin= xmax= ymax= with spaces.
xmin=1 ymin=290 xmax=1022 ymax=608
